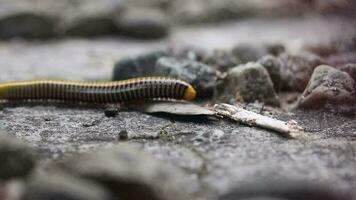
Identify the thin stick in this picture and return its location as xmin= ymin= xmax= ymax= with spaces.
xmin=214 ymin=103 xmax=303 ymax=137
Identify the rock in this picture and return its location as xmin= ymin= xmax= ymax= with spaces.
xmin=265 ymin=43 xmax=286 ymax=56
xmin=0 ymin=1 xmax=56 ymax=39
xmin=23 ymin=171 xmax=112 ymax=200
xmin=203 ymin=49 xmax=241 ymax=72
xmin=54 ymin=145 xmax=191 ymax=200
xmin=326 ymin=52 xmax=356 ymax=67
xmin=0 ymin=131 xmax=36 ymax=180
xmin=112 ymin=50 xmax=169 ymax=80
xmin=215 ymin=62 xmax=279 ymax=106
xmin=297 ymin=65 xmax=356 ymax=109
xmin=59 ymin=0 xmax=124 ymax=37
xmin=115 ymin=8 xmax=169 ymax=39
xmin=278 ymin=52 xmax=324 ymax=92
xmin=155 ymin=57 xmax=216 ymax=98
xmin=258 ymin=55 xmax=282 ymax=91
xmin=104 ymin=107 xmax=119 ymax=118
xmin=340 ymin=63 xmax=356 ymax=81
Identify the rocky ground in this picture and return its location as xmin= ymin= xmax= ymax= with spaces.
xmin=1 ymin=1 xmax=356 ymax=200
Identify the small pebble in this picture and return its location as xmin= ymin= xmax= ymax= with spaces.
xmin=215 ymin=62 xmax=280 ymax=106
xmin=118 ymin=129 xmax=128 ymax=140
xmin=104 ymin=107 xmax=118 ymax=118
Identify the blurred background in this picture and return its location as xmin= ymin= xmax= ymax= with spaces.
xmin=0 ymin=0 xmax=355 ymax=81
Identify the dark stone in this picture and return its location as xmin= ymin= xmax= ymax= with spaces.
xmin=112 ymin=50 xmax=169 ymax=81
xmin=118 ymin=130 xmax=128 ymax=140
xmin=215 ymin=62 xmax=279 ymax=106
xmin=297 ymin=65 xmax=356 ymax=109
xmin=55 ymin=145 xmax=191 ymax=200
xmin=115 ymin=8 xmax=169 ymax=39
xmin=258 ymin=55 xmax=282 ymax=91
xmin=23 ymin=171 xmax=112 ymax=200
xmin=104 ymin=107 xmax=119 ymax=118
xmin=155 ymin=57 xmax=216 ymax=98
xmin=278 ymin=52 xmax=324 ymax=92
xmin=0 ymin=13 xmax=56 ymax=39
xmin=0 ymin=131 xmax=36 ymax=180
xmin=59 ymin=0 xmax=124 ymax=37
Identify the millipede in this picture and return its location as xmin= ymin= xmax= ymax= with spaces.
xmin=0 ymin=77 xmax=196 ymax=103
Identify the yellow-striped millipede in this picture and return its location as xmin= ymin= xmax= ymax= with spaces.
xmin=0 ymin=77 xmax=196 ymax=103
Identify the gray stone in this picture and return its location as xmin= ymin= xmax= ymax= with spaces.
xmin=297 ymin=65 xmax=356 ymax=109
xmin=0 ymin=0 xmax=56 ymax=39
xmin=215 ymin=62 xmax=279 ymax=106
xmin=340 ymin=63 xmax=356 ymax=81
xmin=23 ymin=171 xmax=112 ymax=200
xmin=0 ymin=131 xmax=36 ymax=180
xmin=59 ymin=0 xmax=124 ymax=37
xmin=258 ymin=55 xmax=282 ymax=91
xmin=278 ymin=52 xmax=324 ymax=92
xmin=155 ymin=57 xmax=216 ymax=98
xmin=203 ymin=49 xmax=241 ymax=72
xmin=115 ymin=8 xmax=169 ymax=39
xmin=112 ymin=50 xmax=169 ymax=80
xmin=55 ymin=145 xmax=191 ymax=200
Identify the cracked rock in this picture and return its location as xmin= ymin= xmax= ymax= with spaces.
xmin=297 ymin=65 xmax=356 ymax=109
xmin=54 ymin=144 xmax=191 ymax=200
xmin=215 ymin=62 xmax=280 ymax=106
xmin=0 ymin=131 xmax=36 ymax=180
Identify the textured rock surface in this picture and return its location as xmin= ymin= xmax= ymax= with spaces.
xmin=278 ymin=52 xmax=324 ymax=92
xmin=23 ymin=171 xmax=112 ymax=200
xmin=0 ymin=131 xmax=36 ymax=180
xmin=297 ymin=65 xmax=356 ymax=109
xmin=155 ymin=57 xmax=216 ymax=98
xmin=216 ymin=62 xmax=279 ymax=106
xmin=258 ymin=55 xmax=282 ymax=91
xmin=54 ymin=145 xmax=192 ymax=200
xmin=203 ymin=49 xmax=240 ymax=72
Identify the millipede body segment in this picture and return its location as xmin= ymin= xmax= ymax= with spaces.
xmin=0 ymin=77 xmax=196 ymax=103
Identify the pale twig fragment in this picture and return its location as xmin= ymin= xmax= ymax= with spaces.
xmin=214 ymin=103 xmax=303 ymax=137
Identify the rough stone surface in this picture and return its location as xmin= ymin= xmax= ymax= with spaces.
xmin=115 ymin=8 xmax=169 ymax=39
xmin=0 ymin=131 xmax=36 ymax=180
xmin=258 ymin=55 xmax=282 ymax=91
xmin=23 ymin=171 xmax=112 ymax=200
xmin=155 ymin=57 xmax=216 ymax=98
xmin=215 ymin=62 xmax=280 ymax=106
xmin=54 ymin=145 xmax=192 ymax=200
xmin=278 ymin=52 xmax=324 ymax=92
xmin=297 ymin=65 xmax=356 ymax=109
